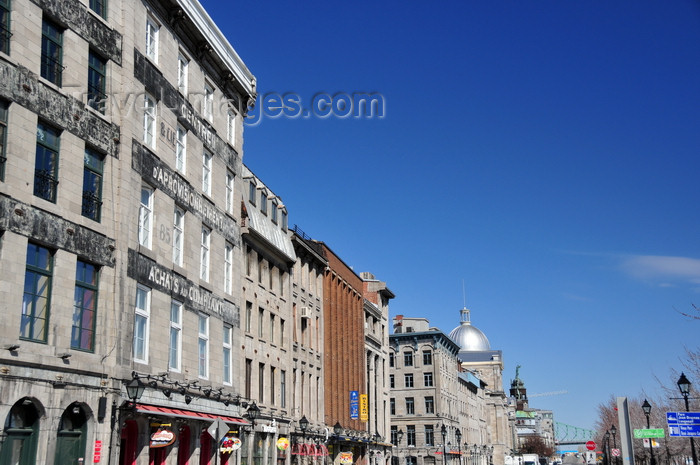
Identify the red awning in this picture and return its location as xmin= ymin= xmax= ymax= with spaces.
xmin=134 ymin=404 xmax=249 ymax=425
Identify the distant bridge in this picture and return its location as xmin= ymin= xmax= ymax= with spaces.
xmin=555 ymin=422 xmax=595 ymax=445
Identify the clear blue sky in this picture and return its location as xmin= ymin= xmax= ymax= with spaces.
xmin=202 ymin=0 xmax=700 ymax=430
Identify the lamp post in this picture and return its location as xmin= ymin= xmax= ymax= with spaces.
xmin=456 ymin=429 xmax=462 ymax=465
xmin=641 ymin=400 xmax=656 ymax=465
xmin=610 ymin=425 xmax=618 ymax=465
xmin=442 ymin=425 xmax=448 ymax=465
xmin=396 ymin=429 xmax=403 ymax=465
xmin=604 ymin=431 xmax=610 ymax=465
xmin=678 ymin=373 xmax=698 ymax=465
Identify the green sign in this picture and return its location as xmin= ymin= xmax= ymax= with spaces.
xmin=633 ymin=429 xmax=665 ymax=439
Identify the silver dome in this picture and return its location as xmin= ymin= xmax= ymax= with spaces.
xmin=448 ymin=308 xmax=490 ymax=351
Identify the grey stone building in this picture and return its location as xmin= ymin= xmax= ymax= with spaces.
xmin=0 ymin=0 xmax=256 ymax=463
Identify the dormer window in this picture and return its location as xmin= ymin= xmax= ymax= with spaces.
xmin=271 ymin=200 xmax=278 ymax=224
xmin=260 ymin=191 xmax=267 ymax=215
xmin=281 ymin=209 xmax=288 ymax=231
xmin=248 ymin=181 xmax=256 ymax=205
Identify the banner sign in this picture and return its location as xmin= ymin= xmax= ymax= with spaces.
xmin=150 ymin=426 xmax=176 ymax=448
xmin=340 ymin=452 xmax=354 ymax=464
xmin=360 ymin=394 xmax=368 ymax=422
xmin=350 ymin=391 xmax=359 ymax=420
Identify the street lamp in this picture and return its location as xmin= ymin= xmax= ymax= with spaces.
xmin=299 ymin=415 xmax=309 ymax=434
xmin=442 ymin=425 xmax=448 ymax=465
xmin=678 ymin=373 xmax=698 ymax=465
xmin=126 ymin=377 xmax=145 ymax=405
xmin=247 ymin=402 xmax=260 ymax=428
xmin=334 ymin=422 xmax=343 ymax=436
xmin=456 ymin=429 xmax=462 ymax=465
xmin=641 ymin=400 xmax=657 ymax=465
xmin=604 ymin=431 xmax=610 ymax=465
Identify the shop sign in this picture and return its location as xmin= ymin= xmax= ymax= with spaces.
xmin=220 ymin=435 xmax=242 ymax=453
xmin=262 ymin=424 xmax=277 ymax=433
xmin=150 ymin=426 xmax=176 ymax=448
xmin=340 ymin=452 xmax=353 ymax=464
xmin=93 ymin=440 xmax=102 ymax=463
xmin=277 ymin=437 xmax=290 ymax=450
xmin=360 ymin=394 xmax=368 ymax=422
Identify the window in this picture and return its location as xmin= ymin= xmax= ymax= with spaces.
xmin=406 ymin=397 xmax=415 ymax=415
xmin=72 ymin=260 xmax=98 ymax=351
xmin=200 ymin=226 xmax=210 ymax=281
xmin=280 ymin=370 xmax=286 ymax=408
xmin=423 ymin=350 xmax=432 ymax=365
xmin=175 ymin=125 xmax=186 ymax=173
xmin=133 ymin=285 xmax=150 ymax=362
xmin=89 ymin=0 xmax=106 ymax=18
xmin=202 ymin=150 xmax=212 ymax=196
xmin=225 ymin=171 xmax=234 ymax=214
xmin=198 ymin=313 xmax=209 ymax=378
xmin=145 ymin=15 xmax=158 ymax=62
xmin=269 ymin=314 xmax=275 ymax=343
xmin=404 ymin=373 xmax=414 ymax=388
xmin=424 ymin=372 xmax=433 ymax=387
xmin=280 ymin=318 xmax=285 ymax=344
xmin=404 ymin=351 xmax=414 ymax=367
xmin=0 ymin=0 xmax=10 ymax=55
xmin=391 ymin=427 xmax=399 ymax=445
xmin=34 ymin=122 xmax=60 ymax=202
xmin=258 ymin=307 xmax=264 ymax=338
xmin=203 ymin=83 xmax=213 ymax=120
xmin=173 ymin=208 xmax=184 ymax=266
xmin=169 ymin=301 xmax=182 ymax=371
xmin=248 ymin=181 xmax=256 ymax=205
xmin=138 ymin=186 xmax=153 ymax=248
xmin=223 ymin=324 xmax=232 ymax=384
xmin=281 ymin=209 xmax=288 ymax=231
xmin=227 ymin=109 xmax=236 ymax=145
xmin=82 ymin=148 xmax=104 ymax=221
xmin=177 ymin=52 xmax=188 ymax=94
xmin=390 ymin=398 xmax=395 ymax=415
xmin=270 ymin=366 xmax=276 ymax=405
xmin=271 ymin=199 xmax=278 ymax=224
xmin=41 ymin=18 xmax=63 ymax=86
xmin=143 ymin=94 xmax=156 ymax=148
xmin=21 ymin=243 xmax=53 ymax=342
xmin=260 ymin=191 xmax=267 ymax=215
xmin=0 ymin=100 xmax=6 ymax=181
xmin=389 ymin=352 xmax=394 ymax=367
xmin=389 ymin=374 xmax=394 ymax=389
xmin=407 ymin=426 xmax=416 ymax=447
xmin=424 ymin=425 xmax=434 ymax=446
xmin=258 ymin=363 xmax=265 ymax=402
xmin=224 ymin=242 xmax=233 ymax=294
xmin=245 ymin=301 xmax=252 ymax=333
xmin=87 ymin=50 xmax=107 ymax=113
xmin=425 ymin=396 xmax=434 ymax=414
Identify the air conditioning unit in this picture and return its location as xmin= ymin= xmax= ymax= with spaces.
xmin=300 ymin=307 xmax=310 ymax=319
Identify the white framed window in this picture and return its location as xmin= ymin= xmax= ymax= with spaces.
xmin=202 ymin=150 xmax=212 ymax=196
xmin=133 ymin=285 xmax=151 ymax=363
xmin=224 ymin=242 xmax=233 ymax=294
xmin=175 ymin=125 xmax=186 ymax=173
xmin=198 ymin=313 xmax=209 ymax=379
xmin=145 ymin=15 xmax=159 ymax=63
xmin=227 ymin=109 xmax=236 ymax=145
xmin=225 ymin=171 xmax=234 ymax=214
xmin=143 ymin=93 xmax=156 ymax=148
xmin=204 ymin=82 xmax=214 ymax=120
xmin=138 ymin=186 xmax=153 ymax=248
xmin=173 ymin=208 xmax=184 ymax=266
xmin=169 ymin=301 xmax=182 ymax=371
xmin=223 ymin=323 xmax=232 ymax=385
xmin=200 ymin=226 xmax=210 ymax=281
xmin=177 ymin=52 xmax=188 ymax=94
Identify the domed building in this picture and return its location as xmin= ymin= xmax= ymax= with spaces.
xmin=449 ymin=308 xmax=515 ymax=465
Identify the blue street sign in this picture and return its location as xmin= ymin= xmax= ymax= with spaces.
xmin=350 ymin=391 xmax=359 ymax=420
xmin=667 ymin=412 xmax=700 ymax=437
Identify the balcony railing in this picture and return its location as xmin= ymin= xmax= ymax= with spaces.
xmin=34 ymin=169 xmax=58 ymax=202
xmin=82 ymin=190 xmax=102 ymax=221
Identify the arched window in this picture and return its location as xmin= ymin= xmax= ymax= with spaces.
xmin=55 ymin=402 xmax=88 ymax=464
xmin=0 ymin=398 xmax=40 ymax=465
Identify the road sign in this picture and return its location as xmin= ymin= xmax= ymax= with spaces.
xmin=667 ymin=412 xmax=700 ymax=437
xmin=586 ymin=441 xmax=596 ymax=451
xmin=612 ymin=449 xmax=620 ymax=457
xmin=633 ymin=428 xmax=665 ymax=439
xmin=208 ymin=419 xmax=229 ymax=443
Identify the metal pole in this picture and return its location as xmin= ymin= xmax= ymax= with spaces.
xmin=684 ymin=395 xmax=698 ymax=465
xmin=645 ymin=411 xmax=656 ymax=465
